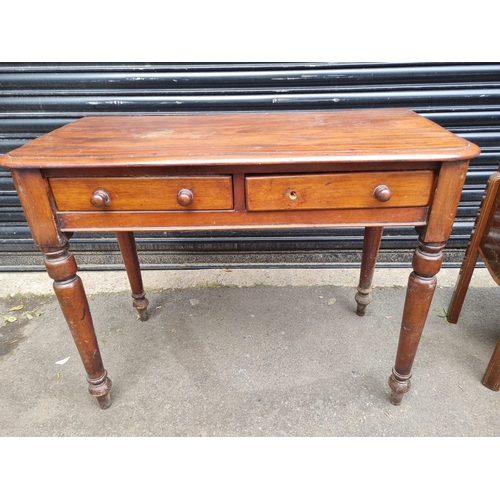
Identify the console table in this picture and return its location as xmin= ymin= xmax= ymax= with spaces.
xmin=0 ymin=109 xmax=480 ymax=409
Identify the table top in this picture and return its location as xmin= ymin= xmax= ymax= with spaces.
xmin=0 ymin=109 xmax=480 ymax=169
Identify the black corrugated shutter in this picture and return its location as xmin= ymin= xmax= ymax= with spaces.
xmin=1 ymin=62 xmax=499 ymax=271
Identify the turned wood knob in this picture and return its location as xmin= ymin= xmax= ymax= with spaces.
xmin=177 ymin=188 xmax=194 ymax=206
xmin=373 ymin=184 xmax=392 ymax=202
xmin=90 ymin=189 xmax=111 ymax=208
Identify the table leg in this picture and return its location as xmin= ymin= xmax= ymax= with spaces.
xmin=11 ymin=169 xmax=112 ymax=409
xmin=387 ymin=160 xmax=470 ymax=405
xmin=43 ymin=243 xmax=112 ymax=409
xmin=116 ymin=231 xmax=149 ymax=321
xmin=388 ymin=238 xmax=444 ymax=405
xmin=355 ymin=226 xmax=384 ymax=316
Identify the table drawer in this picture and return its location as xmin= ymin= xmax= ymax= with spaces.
xmin=245 ymin=171 xmax=435 ymax=211
xmin=49 ymin=176 xmax=234 ymax=211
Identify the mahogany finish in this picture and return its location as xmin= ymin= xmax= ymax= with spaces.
xmin=245 ymin=171 xmax=434 ymax=211
xmin=116 ymin=232 xmax=149 ymax=322
xmin=0 ymin=109 xmax=480 ymax=409
xmin=49 ymin=176 xmax=234 ymax=211
xmin=373 ymin=185 xmax=392 ymax=203
xmin=448 ymin=170 xmax=500 ymax=391
xmin=177 ymin=188 xmax=194 ymax=207
xmin=355 ymin=226 xmax=384 ymax=317
xmin=90 ymin=189 xmax=110 ymax=208
xmin=3 ymin=110 xmax=476 ymax=167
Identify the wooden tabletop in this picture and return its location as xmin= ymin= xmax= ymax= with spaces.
xmin=0 ymin=109 xmax=480 ymax=169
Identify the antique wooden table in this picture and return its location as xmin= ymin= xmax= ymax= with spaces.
xmin=0 ymin=109 xmax=480 ymax=409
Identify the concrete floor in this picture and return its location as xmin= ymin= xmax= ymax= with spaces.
xmin=1 ymin=267 xmax=499 ymax=437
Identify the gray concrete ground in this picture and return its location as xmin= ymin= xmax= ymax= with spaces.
xmin=1 ymin=267 xmax=499 ymax=437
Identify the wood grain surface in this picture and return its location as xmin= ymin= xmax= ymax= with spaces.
xmin=49 ymin=176 xmax=233 ymax=211
xmin=245 ymin=170 xmax=435 ymax=211
xmin=0 ymin=109 xmax=480 ymax=168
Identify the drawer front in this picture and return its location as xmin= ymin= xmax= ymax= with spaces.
xmin=245 ymin=171 xmax=435 ymax=211
xmin=49 ymin=176 xmax=233 ymax=211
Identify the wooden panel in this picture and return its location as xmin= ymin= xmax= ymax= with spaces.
xmin=55 ymin=206 xmax=429 ymax=232
xmin=10 ymin=169 xmax=67 ymax=248
xmin=246 ymin=171 xmax=435 ymax=211
xmin=42 ymin=161 xmax=439 ymax=177
xmin=0 ymin=109 xmax=480 ymax=169
xmin=422 ymin=161 xmax=469 ymax=243
xmin=49 ymin=176 xmax=233 ymax=211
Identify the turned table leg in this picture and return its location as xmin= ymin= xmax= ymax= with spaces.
xmin=116 ymin=231 xmax=149 ymax=321
xmin=388 ymin=239 xmax=444 ymax=405
xmin=355 ymin=226 xmax=384 ymax=316
xmin=11 ymin=169 xmax=113 ymax=409
xmin=43 ymin=243 xmax=112 ymax=409
xmin=387 ymin=160 xmax=470 ymax=405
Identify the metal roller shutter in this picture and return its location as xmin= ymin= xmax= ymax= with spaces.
xmin=1 ymin=62 xmax=499 ymax=271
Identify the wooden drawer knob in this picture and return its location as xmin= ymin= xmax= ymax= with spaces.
xmin=90 ymin=189 xmax=111 ymax=208
xmin=373 ymin=184 xmax=392 ymax=202
xmin=177 ymin=188 xmax=194 ymax=206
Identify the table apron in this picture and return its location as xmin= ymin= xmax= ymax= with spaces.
xmin=56 ymin=206 xmax=429 ymax=232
